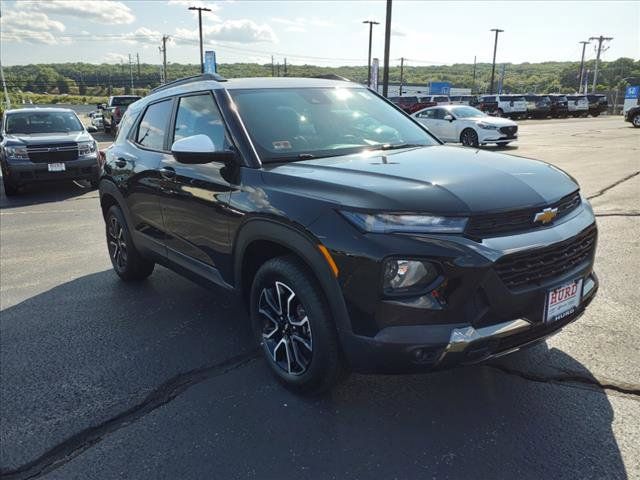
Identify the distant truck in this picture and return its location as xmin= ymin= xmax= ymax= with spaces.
xmin=99 ymin=95 xmax=141 ymax=135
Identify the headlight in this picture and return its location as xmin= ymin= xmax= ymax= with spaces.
xmin=476 ymin=122 xmax=498 ymax=130
xmin=5 ymin=146 xmax=29 ymax=159
xmin=78 ymin=141 xmax=97 ymax=156
xmin=382 ymin=259 xmax=439 ymax=294
xmin=341 ymin=211 xmax=468 ymax=234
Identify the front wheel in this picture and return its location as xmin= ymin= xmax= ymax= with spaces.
xmin=105 ymin=205 xmax=154 ymax=281
xmin=632 ymin=113 xmax=640 ymax=128
xmin=250 ymin=256 xmax=345 ymax=394
xmin=460 ymin=128 xmax=479 ymax=147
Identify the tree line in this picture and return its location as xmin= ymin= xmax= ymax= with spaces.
xmin=3 ymin=58 xmax=639 ymax=102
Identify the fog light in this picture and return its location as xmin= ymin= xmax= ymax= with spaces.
xmin=382 ymin=259 xmax=438 ymax=294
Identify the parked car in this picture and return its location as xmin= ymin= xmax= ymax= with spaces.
xmin=449 ymin=95 xmax=478 ymax=106
xmin=388 ymin=96 xmax=435 ymax=114
xmin=419 ymin=95 xmax=451 ymax=106
xmin=524 ymin=95 xmax=551 ymax=118
xmin=1 ymin=108 xmax=99 ymax=196
xmin=90 ymin=113 xmax=104 ymax=129
xmin=586 ymin=94 xmax=608 ymax=117
xmin=98 ymin=74 xmax=598 ymax=393
xmin=566 ymin=95 xmax=589 ymax=117
xmin=476 ymin=94 xmax=527 ymax=118
xmin=100 ymin=95 xmax=141 ymax=134
xmin=548 ymin=94 xmax=569 ymax=118
xmin=412 ymin=105 xmax=517 ymax=147
xmin=624 ymin=103 xmax=640 ymax=127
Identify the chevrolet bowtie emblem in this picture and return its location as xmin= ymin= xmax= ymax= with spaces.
xmin=533 ymin=207 xmax=558 ymax=224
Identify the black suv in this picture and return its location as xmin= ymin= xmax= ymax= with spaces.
xmin=1 ymin=107 xmax=99 ymax=196
xmin=548 ymin=94 xmax=569 ymax=118
xmin=524 ymin=95 xmax=551 ymax=118
xmin=98 ymin=74 xmax=599 ymax=393
xmin=586 ymin=94 xmax=608 ymax=117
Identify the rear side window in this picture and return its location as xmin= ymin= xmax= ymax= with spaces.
xmin=115 ymin=110 xmax=138 ymax=145
xmin=173 ymin=94 xmax=229 ymax=151
xmin=136 ymin=99 xmax=173 ymax=150
xmin=483 ymin=96 xmax=496 ymax=102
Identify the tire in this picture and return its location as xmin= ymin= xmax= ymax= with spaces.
xmin=591 ymin=111 xmax=600 ymax=117
xmin=105 ymin=205 xmax=154 ymax=281
xmin=250 ymin=255 xmax=345 ymax=394
xmin=632 ymin=113 xmax=640 ymax=128
xmin=2 ymin=176 xmax=20 ymax=196
xmin=460 ymin=128 xmax=479 ymax=148
xmin=496 ymin=108 xmax=504 ymax=117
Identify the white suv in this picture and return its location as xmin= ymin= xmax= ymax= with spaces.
xmin=477 ymin=95 xmax=527 ymax=118
xmin=566 ymin=95 xmax=589 ymax=117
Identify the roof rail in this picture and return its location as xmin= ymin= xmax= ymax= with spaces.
xmin=150 ymin=73 xmax=227 ymax=94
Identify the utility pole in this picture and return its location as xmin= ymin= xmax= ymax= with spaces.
xmin=159 ymin=35 xmax=169 ymax=83
xmin=128 ymin=53 xmax=133 ymax=90
xmin=284 ymin=58 xmax=287 ymax=76
xmin=136 ymin=52 xmax=140 ymax=78
xmin=277 ymin=62 xmax=280 ymax=77
xmin=578 ymin=40 xmax=590 ymax=93
xmin=362 ymin=20 xmax=380 ymax=88
xmin=472 ymin=55 xmax=477 ymax=94
xmin=189 ymin=6 xmax=212 ymax=73
xmin=381 ymin=0 xmax=392 ymax=97
xmin=589 ymin=35 xmax=613 ymax=93
xmin=489 ymin=28 xmax=504 ymax=95
xmin=271 ymin=55 xmax=275 ymax=77
xmin=398 ymin=57 xmax=404 ymax=96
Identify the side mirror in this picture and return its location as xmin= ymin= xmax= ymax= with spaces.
xmin=171 ymin=134 xmax=235 ymax=164
xmin=443 ymin=114 xmax=454 ymax=122
xmin=87 ymin=125 xmax=98 ymax=133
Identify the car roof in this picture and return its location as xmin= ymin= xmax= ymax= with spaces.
xmin=4 ymin=107 xmax=76 ymax=114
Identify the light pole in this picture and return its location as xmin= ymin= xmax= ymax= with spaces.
xmin=489 ymin=28 xmax=504 ymax=95
xmin=381 ymin=0 xmax=392 ymax=97
xmin=578 ymin=40 xmax=590 ymax=93
xmin=362 ymin=20 xmax=379 ymax=87
xmin=189 ymin=6 xmax=212 ymax=73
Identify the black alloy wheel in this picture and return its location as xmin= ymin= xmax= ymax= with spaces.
xmin=105 ymin=205 xmax=154 ymax=281
xmin=258 ymin=280 xmax=313 ymax=376
xmin=461 ymin=128 xmax=479 ymax=147
xmin=632 ymin=114 xmax=640 ymax=128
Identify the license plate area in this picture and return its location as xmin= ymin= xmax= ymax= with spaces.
xmin=48 ymin=163 xmax=66 ymax=172
xmin=545 ymin=278 xmax=583 ymax=323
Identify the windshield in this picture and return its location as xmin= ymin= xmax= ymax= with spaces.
xmin=230 ymin=87 xmax=438 ymax=162
xmin=5 ymin=111 xmax=83 ymax=134
xmin=450 ymin=106 xmax=486 ymax=118
xmin=111 ymin=97 xmax=140 ymax=107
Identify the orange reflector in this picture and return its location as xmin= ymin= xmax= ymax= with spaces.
xmin=318 ymin=244 xmax=339 ymax=278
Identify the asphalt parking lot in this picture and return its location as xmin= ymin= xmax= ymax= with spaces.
xmin=1 ymin=116 xmax=639 ymax=479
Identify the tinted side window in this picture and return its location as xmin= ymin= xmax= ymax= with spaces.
xmin=417 ymin=109 xmax=436 ymax=119
xmin=173 ymin=94 xmax=228 ymax=150
xmin=434 ymin=108 xmax=446 ymax=120
xmin=484 ymin=96 xmax=496 ymax=102
xmin=115 ymin=110 xmax=138 ymax=145
xmin=136 ymin=99 xmax=173 ymax=150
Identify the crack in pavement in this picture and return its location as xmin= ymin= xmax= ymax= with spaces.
xmin=586 ymin=171 xmax=640 ymax=200
xmin=487 ymin=364 xmax=640 ymax=397
xmin=1 ymin=350 xmax=260 ymax=480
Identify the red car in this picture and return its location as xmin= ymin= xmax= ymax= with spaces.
xmin=388 ymin=96 xmax=436 ymax=114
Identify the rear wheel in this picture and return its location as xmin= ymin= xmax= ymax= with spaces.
xmin=105 ymin=205 xmax=154 ymax=281
xmin=632 ymin=113 xmax=640 ymax=128
xmin=496 ymin=108 xmax=504 ymax=117
xmin=460 ymin=128 xmax=479 ymax=147
xmin=250 ymin=255 xmax=345 ymax=394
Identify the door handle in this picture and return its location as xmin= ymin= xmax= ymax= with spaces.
xmin=160 ymin=166 xmax=176 ymax=179
xmin=115 ymin=158 xmax=127 ymax=168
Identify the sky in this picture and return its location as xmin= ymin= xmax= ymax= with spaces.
xmin=1 ymin=0 xmax=638 ymax=67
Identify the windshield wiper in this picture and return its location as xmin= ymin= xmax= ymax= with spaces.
xmin=375 ymin=143 xmax=426 ymax=151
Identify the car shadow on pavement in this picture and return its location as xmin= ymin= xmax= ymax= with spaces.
xmin=0 ymin=179 xmax=97 ymax=209
xmin=0 ymin=268 xmax=627 ymax=479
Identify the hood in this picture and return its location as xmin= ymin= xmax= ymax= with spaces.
xmin=262 ymin=145 xmax=578 ymax=215
xmin=472 ymin=116 xmax=515 ymax=126
xmin=4 ymin=131 xmax=91 ymax=146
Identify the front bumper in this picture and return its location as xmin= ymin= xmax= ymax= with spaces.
xmin=4 ymin=157 xmax=99 ymax=184
xmin=319 ymin=199 xmax=599 ymax=373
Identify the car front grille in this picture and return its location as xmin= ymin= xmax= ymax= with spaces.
xmin=27 ymin=143 xmax=78 ymax=163
xmin=494 ymin=225 xmax=597 ymax=290
xmin=499 ymin=126 xmax=518 ymax=136
xmin=466 ymin=191 xmax=582 ymax=238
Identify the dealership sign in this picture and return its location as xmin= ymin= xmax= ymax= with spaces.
xmin=204 ymin=51 xmax=217 ymax=74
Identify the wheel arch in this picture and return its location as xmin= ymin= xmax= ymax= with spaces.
xmin=233 ymin=217 xmax=352 ymax=335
